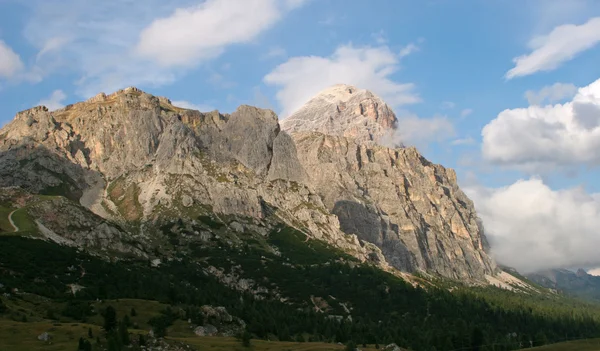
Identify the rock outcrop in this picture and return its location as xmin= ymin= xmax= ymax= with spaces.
xmin=0 ymin=84 xmax=496 ymax=281
xmin=289 ymin=132 xmax=495 ymax=279
xmin=280 ymin=84 xmax=398 ymax=145
xmin=282 ymin=85 xmax=496 ymax=280
xmin=0 ymin=87 xmax=382 ymax=264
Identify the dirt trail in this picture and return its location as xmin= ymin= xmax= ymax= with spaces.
xmin=8 ymin=210 xmax=18 ymax=232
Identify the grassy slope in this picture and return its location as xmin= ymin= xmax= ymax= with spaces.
xmin=521 ymin=338 xmax=600 ymax=350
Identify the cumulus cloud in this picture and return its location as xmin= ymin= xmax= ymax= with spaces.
xmin=381 ymin=113 xmax=455 ymax=149
xmin=171 ymin=100 xmax=215 ymax=112
xmin=136 ymin=0 xmax=300 ymax=67
xmin=37 ymin=90 xmax=67 ymax=111
xmin=482 ymin=78 xmax=600 ymax=172
xmin=466 ymin=178 xmax=600 ymax=273
xmin=506 ymin=17 xmax=600 ymax=79
xmin=525 ymin=82 xmax=577 ymax=105
xmin=0 ymin=40 xmax=24 ymax=78
xmin=264 ymin=43 xmax=420 ymax=118
xmin=22 ymin=0 xmax=303 ymax=96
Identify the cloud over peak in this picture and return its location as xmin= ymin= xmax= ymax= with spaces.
xmin=264 ymin=43 xmax=421 ymax=118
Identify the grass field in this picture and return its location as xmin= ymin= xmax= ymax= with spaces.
xmin=0 ymin=319 xmax=392 ymax=351
xmin=0 ymin=319 xmax=101 ymax=351
xmin=0 ymin=205 xmax=15 ymax=233
xmin=521 ymin=338 xmax=600 ymax=350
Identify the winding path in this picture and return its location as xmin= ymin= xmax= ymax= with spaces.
xmin=8 ymin=210 xmax=19 ymax=232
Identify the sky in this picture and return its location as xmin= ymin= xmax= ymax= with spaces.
xmin=1 ymin=0 xmax=600 ymax=274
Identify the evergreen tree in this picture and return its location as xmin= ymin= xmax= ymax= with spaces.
xmin=242 ymin=330 xmax=252 ymax=348
xmin=471 ymin=327 xmax=484 ymax=351
xmin=345 ymin=340 xmax=356 ymax=351
xmin=103 ymin=306 xmax=117 ymax=332
xmin=88 ymin=327 xmax=93 ymax=338
xmin=130 ymin=308 xmax=137 ymax=317
xmin=119 ymin=320 xmax=130 ymax=345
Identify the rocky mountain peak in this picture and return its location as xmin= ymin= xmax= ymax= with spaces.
xmin=280 ymin=84 xmax=398 ymax=144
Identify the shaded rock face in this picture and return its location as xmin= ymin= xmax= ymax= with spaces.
xmin=0 ymin=87 xmax=382 ymax=264
xmin=281 ymin=84 xmax=398 ymax=144
xmin=289 ymin=131 xmax=495 ymax=280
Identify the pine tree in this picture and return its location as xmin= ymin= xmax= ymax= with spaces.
xmin=103 ymin=306 xmax=117 ymax=332
xmin=242 ymin=330 xmax=252 ymax=348
xmin=88 ymin=327 xmax=93 ymax=338
xmin=119 ymin=320 xmax=130 ymax=345
xmin=130 ymin=307 xmax=137 ymax=317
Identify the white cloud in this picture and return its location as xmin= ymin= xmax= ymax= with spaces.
xmin=171 ymin=100 xmax=215 ymax=112
xmin=381 ymin=113 xmax=455 ymax=149
xmin=451 ymin=137 xmax=475 ymax=146
xmin=372 ymin=30 xmax=387 ymax=45
xmin=588 ymin=268 xmax=600 ymax=276
xmin=22 ymin=0 xmax=303 ymax=97
xmin=37 ymin=90 xmax=67 ymax=111
xmin=0 ymin=40 xmax=24 ymax=78
xmin=264 ymin=44 xmax=420 ymax=118
xmin=466 ymin=178 xmax=600 ymax=273
xmin=482 ymin=78 xmax=600 ymax=172
xmin=460 ymin=108 xmax=473 ymax=118
xmin=441 ymin=101 xmax=455 ymax=109
xmin=525 ymin=82 xmax=577 ymax=105
xmin=136 ymin=0 xmax=300 ymax=67
xmin=263 ymin=47 xmax=287 ymax=59
xmin=399 ymin=42 xmax=420 ymax=58
xmin=506 ymin=17 xmax=600 ymax=79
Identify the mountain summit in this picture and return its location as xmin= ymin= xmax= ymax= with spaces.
xmin=281 ymin=84 xmax=398 ymax=144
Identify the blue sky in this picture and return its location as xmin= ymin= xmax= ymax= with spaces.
xmin=1 ymin=0 xmax=600 ymax=273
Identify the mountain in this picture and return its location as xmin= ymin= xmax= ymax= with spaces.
xmin=2 ymin=85 xmax=600 ymax=351
xmin=0 ymin=87 xmax=383 ymax=263
xmin=527 ymin=268 xmax=600 ymax=302
xmin=0 ymin=85 xmax=494 ymax=281
xmin=283 ymin=85 xmax=495 ymax=280
xmin=280 ymin=84 xmax=398 ymax=145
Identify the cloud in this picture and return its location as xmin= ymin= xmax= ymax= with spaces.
xmin=22 ymin=0 xmax=303 ymax=97
xmin=399 ymin=42 xmax=420 ymax=58
xmin=441 ymin=101 xmax=455 ymax=109
xmin=37 ymin=90 xmax=67 ymax=111
xmin=481 ymin=78 xmax=600 ymax=172
xmin=0 ymin=40 xmax=24 ymax=78
xmin=136 ymin=0 xmax=301 ymax=67
xmin=525 ymin=82 xmax=577 ymax=105
xmin=588 ymin=268 xmax=600 ymax=276
xmin=263 ymin=47 xmax=287 ymax=59
xmin=466 ymin=178 xmax=600 ymax=273
xmin=171 ymin=100 xmax=215 ymax=112
xmin=451 ymin=137 xmax=475 ymax=146
xmin=264 ymin=44 xmax=420 ymax=118
xmin=381 ymin=113 xmax=455 ymax=149
xmin=460 ymin=108 xmax=473 ymax=118
xmin=506 ymin=17 xmax=600 ymax=79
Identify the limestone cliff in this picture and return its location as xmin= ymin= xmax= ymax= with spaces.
xmin=0 ymin=87 xmax=383 ymax=264
xmin=283 ymin=86 xmax=496 ymax=280
xmin=0 ymin=85 xmax=495 ymax=281
xmin=280 ymin=84 xmax=398 ymax=145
